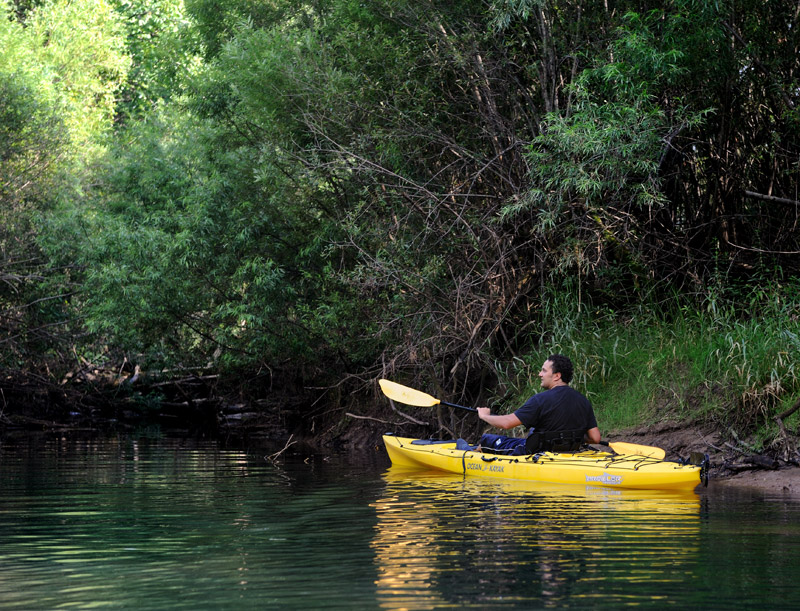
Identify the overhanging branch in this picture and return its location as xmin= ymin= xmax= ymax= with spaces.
xmin=744 ymin=190 xmax=800 ymax=207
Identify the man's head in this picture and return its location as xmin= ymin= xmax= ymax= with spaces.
xmin=539 ymin=354 xmax=574 ymax=388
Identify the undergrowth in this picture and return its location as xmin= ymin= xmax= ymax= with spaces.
xmin=496 ymin=279 xmax=800 ymax=447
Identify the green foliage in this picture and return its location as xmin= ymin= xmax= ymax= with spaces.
xmin=3 ymin=0 xmax=799 ymax=447
xmin=69 ymin=0 xmax=514 ymax=375
xmin=52 ymin=91 xmax=373 ymax=372
xmin=0 ymin=0 xmax=130 ymax=167
xmin=184 ymin=0 xmax=293 ymax=59
xmin=0 ymin=73 xmax=67 ymax=206
xmin=111 ymin=0 xmax=201 ymax=117
xmin=21 ymin=0 xmax=131 ymax=156
xmin=505 ymin=8 xmax=711 ymax=300
xmin=0 ymin=0 xmax=130 ymax=370
xmin=692 ymin=280 xmax=800 ymax=428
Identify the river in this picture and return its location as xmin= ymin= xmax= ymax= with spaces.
xmin=0 ymin=434 xmax=798 ymax=609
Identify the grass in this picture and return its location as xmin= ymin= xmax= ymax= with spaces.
xmin=496 ymin=279 xmax=800 ymax=447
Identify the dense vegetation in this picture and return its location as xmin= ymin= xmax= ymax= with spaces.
xmin=1 ymin=0 xmax=798 ymax=451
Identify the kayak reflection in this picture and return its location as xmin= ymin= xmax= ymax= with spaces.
xmin=371 ymin=467 xmax=702 ymax=609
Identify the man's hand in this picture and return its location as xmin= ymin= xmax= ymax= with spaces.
xmin=477 ymin=408 xmax=522 ymax=430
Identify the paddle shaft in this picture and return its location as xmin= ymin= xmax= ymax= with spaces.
xmin=440 ymin=400 xmax=477 ymax=412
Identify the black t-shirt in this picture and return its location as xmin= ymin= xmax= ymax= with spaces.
xmin=513 ymin=385 xmax=598 ymax=432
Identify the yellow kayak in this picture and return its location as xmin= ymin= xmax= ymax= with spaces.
xmin=383 ymin=434 xmax=708 ymax=490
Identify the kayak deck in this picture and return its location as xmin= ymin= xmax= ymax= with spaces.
xmin=383 ymin=434 xmax=707 ymax=490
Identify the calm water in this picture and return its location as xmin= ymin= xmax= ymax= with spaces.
xmin=0 ymin=434 xmax=798 ymax=609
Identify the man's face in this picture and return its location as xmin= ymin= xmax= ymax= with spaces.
xmin=539 ymin=360 xmax=560 ymax=389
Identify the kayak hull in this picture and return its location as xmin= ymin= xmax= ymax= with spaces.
xmin=383 ymin=434 xmax=704 ymax=490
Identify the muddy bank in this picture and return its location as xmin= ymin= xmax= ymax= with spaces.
xmin=711 ymin=468 xmax=800 ymax=496
xmin=614 ymin=420 xmax=800 ymax=496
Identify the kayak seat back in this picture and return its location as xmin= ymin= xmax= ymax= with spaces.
xmin=525 ymin=429 xmax=585 ymax=453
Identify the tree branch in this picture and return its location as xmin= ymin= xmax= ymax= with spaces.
xmin=744 ymin=190 xmax=800 ymax=207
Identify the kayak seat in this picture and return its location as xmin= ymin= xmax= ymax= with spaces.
xmin=525 ymin=429 xmax=585 ymax=453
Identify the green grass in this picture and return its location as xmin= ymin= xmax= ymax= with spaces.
xmin=497 ymin=280 xmax=800 ymax=447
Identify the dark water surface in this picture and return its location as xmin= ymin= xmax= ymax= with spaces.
xmin=1 ymin=435 xmax=798 ymax=609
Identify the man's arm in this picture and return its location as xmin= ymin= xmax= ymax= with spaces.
xmin=477 ymin=407 xmax=522 ymax=430
xmin=585 ymin=426 xmax=601 ymax=444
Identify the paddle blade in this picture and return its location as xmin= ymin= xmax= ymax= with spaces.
xmin=379 ymin=379 xmax=441 ymax=407
xmin=608 ymin=441 xmax=666 ymax=460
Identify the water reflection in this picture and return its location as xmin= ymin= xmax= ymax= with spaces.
xmin=0 ymin=436 xmax=390 ymax=609
xmin=3 ymin=436 xmax=799 ymax=609
xmin=372 ymin=467 xmax=701 ymax=608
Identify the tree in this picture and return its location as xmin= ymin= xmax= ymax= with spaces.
xmin=112 ymin=0 xmax=200 ymax=118
xmin=0 ymin=0 xmax=129 ymax=369
xmin=509 ymin=8 xmax=711 ymax=303
xmin=508 ymin=1 xmax=799 ymax=302
xmin=36 ymin=0 xmax=800 ymax=410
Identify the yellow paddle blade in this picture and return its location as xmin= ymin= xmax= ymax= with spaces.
xmin=608 ymin=441 xmax=666 ymax=460
xmin=379 ymin=379 xmax=442 ymax=407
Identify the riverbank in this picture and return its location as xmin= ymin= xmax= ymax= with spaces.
xmin=2 ymin=408 xmax=799 ymax=496
xmin=2 ymin=370 xmax=798 ymax=497
xmin=713 ymin=468 xmax=800 ymax=496
xmin=612 ymin=419 xmax=800 ymax=496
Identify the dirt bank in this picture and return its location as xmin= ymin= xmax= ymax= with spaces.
xmin=712 ymin=468 xmax=800 ymax=496
xmin=615 ymin=420 xmax=800 ymax=497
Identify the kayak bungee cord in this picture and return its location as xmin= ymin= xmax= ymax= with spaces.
xmin=400 ymin=436 xmax=674 ymax=472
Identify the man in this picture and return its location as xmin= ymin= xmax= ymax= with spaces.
xmin=475 ymin=354 xmax=600 ymax=455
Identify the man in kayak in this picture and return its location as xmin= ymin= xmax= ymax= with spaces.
xmin=473 ymin=354 xmax=601 ymax=454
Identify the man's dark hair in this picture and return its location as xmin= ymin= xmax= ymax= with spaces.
xmin=548 ymin=354 xmax=574 ymax=384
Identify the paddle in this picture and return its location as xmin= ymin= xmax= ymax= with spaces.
xmin=598 ymin=440 xmax=665 ymax=460
xmin=379 ymin=379 xmax=476 ymax=412
xmin=378 ymin=379 xmax=666 ymax=459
